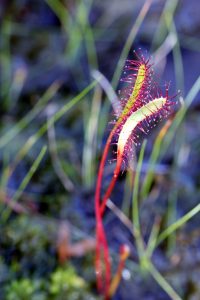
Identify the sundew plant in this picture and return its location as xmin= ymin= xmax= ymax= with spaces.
xmin=1 ymin=1 xmax=200 ymax=300
xmin=95 ymin=50 xmax=178 ymax=299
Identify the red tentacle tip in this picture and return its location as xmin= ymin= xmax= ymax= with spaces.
xmin=120 ymin=244 xmax=131 ymax=261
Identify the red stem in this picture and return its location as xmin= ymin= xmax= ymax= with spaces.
xmin=95 ymin=127 xmax=116 ymax=298
xmin=95 ymin=123 xmax=123 ymax=299
xmin=100 ymin=153 xmax=123 ymax=216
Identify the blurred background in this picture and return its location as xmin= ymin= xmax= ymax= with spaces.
xmin=0 ymin=0 xmax=200 ymax=299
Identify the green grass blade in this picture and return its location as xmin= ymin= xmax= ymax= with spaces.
xmin=0 ymin=151 xmax=10 ymax=189
xmin=47 ymin=113 xmax=74 ymax=192
xmin=2 ymin=146 xmax=47 ymax=222
xmin=157 ymin=203 xmax=200 ymax=246
xmin=149 ymin=262 xmax=182 ymax=300
xmin=165 ymin=188 xmax=178 ymax=254
xmin=161 ymin=76 xmax=200 ymax=156
xmin=132 ymin=140 xmax=147 ymax=257
xmin=0 ymin=81 xmax=61 ymax=149
xmin=92 ymin=70 xmax=120 ymax=114
xmin=122 ymin=168 xmax=134 ymax=216
xmin=112 ymin=0 xmax=153 ymax=88
xmin=151 ymin=0 xmax=179 ymax=49
xmin=77 ymin=0 xmax=98 ymax=69
xmin=141 ymin=120 xmax=172 ymax=199
xmin=82 ymin=85 xmax=102 ymax=187
xmin=1 ymin=18 xmax=12 ymax=110
xmin=170 ymin=21 xmax=184 ymax=93
xmin=11 ymin=80 xmax=97 ymax=168
xmin=145 ymin=217 xmax=161 ymax=259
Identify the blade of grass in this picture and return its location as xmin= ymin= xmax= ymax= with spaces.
xmin=2 ymin=146 xmax=47 ymax=222
xmin=161 ymin=75 xmax=200 ymax=156
xmin=153 ymin=32 xmax=177 ymax=66
xmin=157 ymin=6 xmax=184 ymax=94
xmin=47 ymin=110 xmax=74 ymax=192
xmin=122 ymin=168 xmax=135 ymax=216
xmin=106 ymin=199 xmax=133 ymax=234
xmin=71 ymin=1 xmax=99 ymax=188
xmin=0 ymin=151 xmax=10 ymax=189
xmin=46 ymin=1 xmax=98 ymax=186
xmin=170 ymin=21 xmax=184 ymax=94
xmin=156 ymin=203 xmax=200 ymax=246
xmin=1 ymin=18 xmax=12 ymax=110
xmin=0 ymin=81 xmax=61 ymax=149
xmin=91 ymin=70 xmax=121 ymax=151
xmin=45 ymin=0 xmax=69 ymax=27
xmin=141 ymin=119 xmax=172 ymax=199
xmin=77 ymin=0 xmax=98 ymax=69
xmin=165 ymin=188 xmax=178 ymax=254
xmin=148 ymin=262 xmax=182 ymax=300
xmin=10 ymin=80 xmax=97 ymax=170
xmin=144 ymin=132 xmax=182 ymax=257
xmin=132 ymin=140 xmax=147 ymax=260
xmin=145 ymin=217 xmax=161 ymax=259
xmin=151 ymin=0 xmax=179 ymax=49
xmin=82 ymin=85 xmax=102 ymax=187
xmin=112 ymin=0 xmax=153 ymax=88
xmin=9 ymin=65 xmax=27 ymax=108
xmin=45 ymin=0 xmax=81 ymax=59
xmin=92 ymin=70 xmax=121 ymax=116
